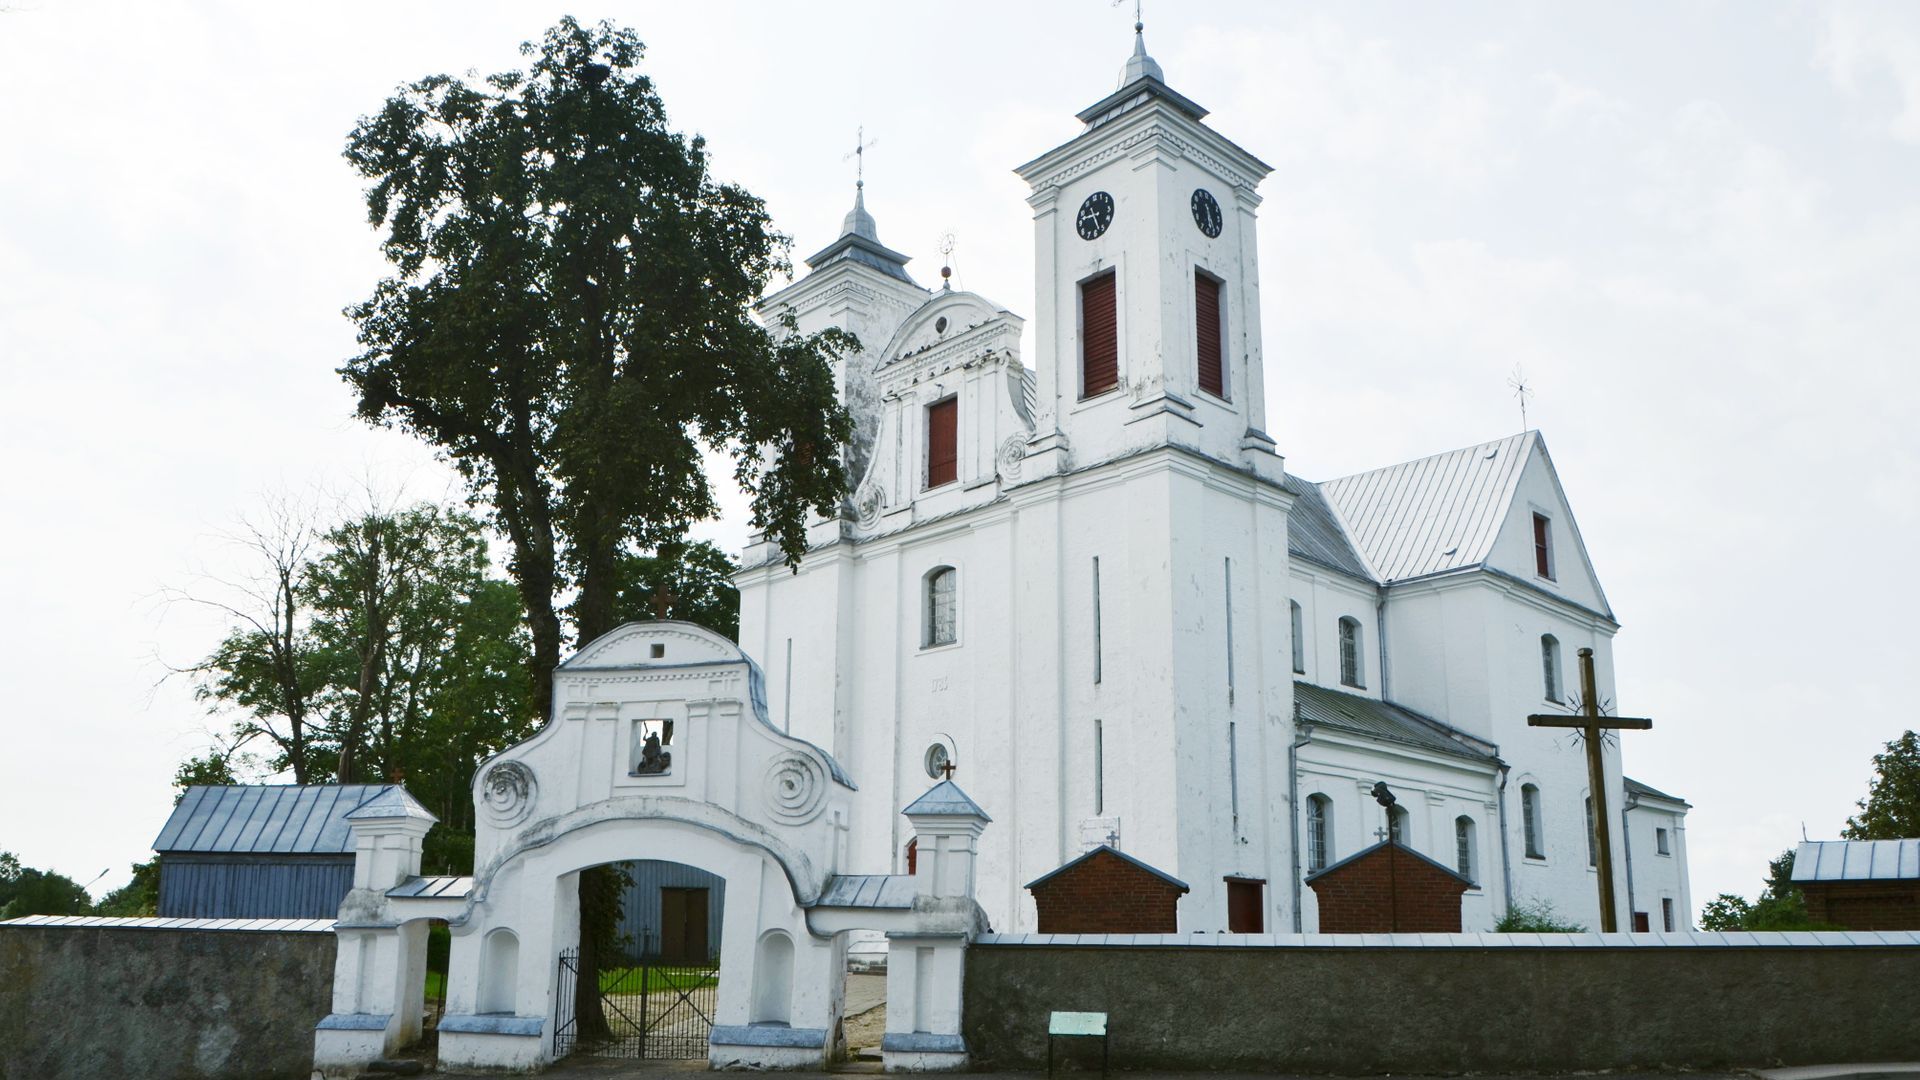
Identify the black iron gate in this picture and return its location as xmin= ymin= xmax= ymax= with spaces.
xmin=553 ymin=946 xmax=721 ymax=1059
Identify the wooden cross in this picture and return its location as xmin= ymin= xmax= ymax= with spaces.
xmin=938 ymin=759 xmax=957 ymax=781
xmin=1527 ymin=647 xmax=1652 ymax=933
xmin=649 ymin=582 xmax=675 ymax=620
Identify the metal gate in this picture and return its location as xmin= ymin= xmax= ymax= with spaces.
xmin=553 ymin=946 xmax=721 ymax=1059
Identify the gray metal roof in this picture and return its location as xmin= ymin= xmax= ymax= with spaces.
xmin=1294 ymin=682 xmax=1499 ymax=763
xmin=1319 ymin=431 xmax=1536 ymax=583
xmin=1024 ymin=845 xmax=1190 ymax=893
xmin=1624 ymin=776 xmax=1691 ymax=807
xmin=154 ymin=785 xmax=400 ymax=855
xmin=345 ymin=786 xmax=436 ymax=823
xmin=801 ymin=187 xmax=916 ymax=285
xmin=0 ymin=914 xmax=334 ymax=932
xmin=1282 ymin=474 xmax=1373 ymax=580
xmin=1792 ymin=840 xmax=1920 ymax=882
xmin=901 ymin=780 xmax=991 ymax=820
xmin=386 ymin=875 xmax=473 ymax=900
xmin=815 ymin=874 xmax=917 ymax=910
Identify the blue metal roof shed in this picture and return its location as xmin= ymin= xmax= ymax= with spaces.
xmin=153 ymin=785 xmax=398 ymax=919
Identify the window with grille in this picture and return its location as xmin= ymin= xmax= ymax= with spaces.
xmin=1290 ymin=601 xmax=1305 ymax=674
xmin=1080 ymin=272 xmax=1118 ymax=398
xmin=1662 ymin=898 xmax=1675 ymax=932
xmin=1455 ymin=816 xmax=1476 ymax=882
xmin=924 ymin=566 xmax=957 ymax=648
xmin=1522 ymin=784 xmax=1544 ymax=859
xmin=925 ymin=397 xmax=957 ymax=489
xmin=1533 ymin=512 xmax=1555 ymax=580
xmin=1541 ymin=634 xmax=1561 ymax=702
xmin=1195 ymin=271 xmax=1224 ymax=398
xmin=1338 ymin=616 xmax=1363 ymax=688
xmin=1306 ymin=794 xmax=1330 ymax=872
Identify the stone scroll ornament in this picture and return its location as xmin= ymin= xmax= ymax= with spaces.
xmin=480 ymin=761 xmax=537 ymax=828
xmin=763 ymin=753 xmax=829 ymax=825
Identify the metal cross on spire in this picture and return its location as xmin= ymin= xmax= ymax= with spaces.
xmin=1113 ymin=0 xmax=1143 ymax=32
xmin=1507 ymin=364 xmax=1535 ymax=430
xmin=844 ymin=126 xmax=878 ymax=191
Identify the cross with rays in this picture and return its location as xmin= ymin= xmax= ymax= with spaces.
xmin=1507 ymin=364 xmax=1535 ymax=430
xmin=843 ymin=126 xmax=878 ymax=190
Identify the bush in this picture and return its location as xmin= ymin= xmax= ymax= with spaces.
xmin=1494 ymin=898 xmax=1587 ymax=933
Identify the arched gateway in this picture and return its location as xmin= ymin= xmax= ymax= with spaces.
xmin=313 ymin=622 xmax=989 ymax=1074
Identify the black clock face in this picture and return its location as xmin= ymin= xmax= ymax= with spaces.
xmin=1076 ymin=191 xmax=1115 ymax=240
xmin=1191 ymin=188 xmax=1223 ymax=238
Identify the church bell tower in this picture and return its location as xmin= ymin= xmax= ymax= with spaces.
xmin=1015 ymin=22 xmax=1281 ymax=481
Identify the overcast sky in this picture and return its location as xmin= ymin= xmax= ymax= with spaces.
xmin=3 ymin=1 xmax=1916 ymax=911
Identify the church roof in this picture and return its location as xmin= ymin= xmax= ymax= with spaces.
xmin=1317 ymin=431 xmax=1537 ymax=583
xmin=154 ymin=785 xmax=402 ymax=855
xmin=1624 ymin=776 xmax=1691 ymax=807
xmin=1282 ymin=474 xmax=1373 ymax=579
xmin=1792 ymin=839 xmax=1920 ymax=883
xmin=1294 ymin=682 xmax=1500 ymax=764
xmin=901 ymin=779 xmax=991 ymax=820
xmin=802 ymin=185 xmax=917 ymax=285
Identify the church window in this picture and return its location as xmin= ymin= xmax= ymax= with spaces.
xmin=1290 ymin=601 xmax=1305 ymax=674
xmin=1225 ymin=877 xmax=1264 ymax=933
xmin=1338 ymin=616 xmax=1364 ymax=688
xmin=1522 ymin=784 xmax=1544 ymax=859
xmin=1388 ymin=804 xmax=1410 ymax=846
xmin=1541 ymin=634 xmax=1561 ymax=702
xmin=1585 ymin=796 xmax=1597 ymax=867
xmin=1656 ymin=826 xmax=1671 ymax=856
xmin=1306 ymin=794 xmax=1331 ymax=872
xmin=1455 ymin=816 xmax=1477 ymax=882
xmin=1662 ymin=897 xmax=1675 ymax=932
xmin=905 ymin=838 xmax=917 ymax=876
xmin=1532 ymin=513 xmax=1555 ymax=580
xmin=924 ymin=566 xmax=957 ymax=648
xmin=1195 ymin=271 xmax=1225 ymax=398
xmin=925 ymin=396 xmax=958 ymax=489
xmin=1080 ymin=271 xmax=1119 ymax=398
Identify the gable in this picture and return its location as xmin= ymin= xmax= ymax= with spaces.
xmin=1319 ymin=432 xmax=1532 ymax=582
xmin=1482 ymin=438 xmax=1612 ymax=619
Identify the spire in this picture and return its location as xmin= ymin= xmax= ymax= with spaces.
xmin=841 ymin=181 xmax=878 ymax=242
xmin=1117 ymin=14 xmax=1163 ymax=88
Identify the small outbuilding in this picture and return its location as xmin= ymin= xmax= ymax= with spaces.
xmin=1306 ymin=839 xmax=1473 ymax=932
xmin=1025 ymin=845 xmax=1188 ymax=933
xmin=154 ymin=784 xmax=402 ymax=919
xmin=1792 ymin=838 xmax=1920 ymax=931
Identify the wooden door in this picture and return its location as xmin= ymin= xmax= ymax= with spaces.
xmin=1226 ymin=878 xmax=1264 ymax=933
xmin=660 ymin=887 xmax=710 ymax=963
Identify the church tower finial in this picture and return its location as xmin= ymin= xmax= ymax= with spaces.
xmin=1116 ymin=0 xmax=1162 ymax=88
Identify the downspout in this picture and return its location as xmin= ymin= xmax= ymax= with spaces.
xmin=1621 ymin=790 xmax=1640 ymax=928
xmin=1288 ymin=706 xmax=1314 ymax=932
xmin=1374 ymin=587 xmax=1391 ymax=700
xmin=1496 ymin=762 xmax=1515 ymax=920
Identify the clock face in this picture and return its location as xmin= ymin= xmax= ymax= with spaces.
xmin=1191 ymin=188 xmax=1223 ymax=238
xmin=1076 ymin=191 xmax=1115 ymax=240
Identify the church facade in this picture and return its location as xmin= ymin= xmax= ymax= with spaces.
xmin=735 ymin=28 xmax=1691 ymax=937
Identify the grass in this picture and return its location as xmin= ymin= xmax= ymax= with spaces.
xmin=598 ymin=964 xmax=720 ymax=994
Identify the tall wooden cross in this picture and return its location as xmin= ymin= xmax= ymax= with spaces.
xmin=1527 ymin=646 xmax=1652 ymax=932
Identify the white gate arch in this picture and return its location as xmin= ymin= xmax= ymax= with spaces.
xmin=313 ymin=621 xmax=990 ymax=1075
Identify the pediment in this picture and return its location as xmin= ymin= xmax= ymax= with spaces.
xmin=878 ymin=291 xmax=1023 ymax=373
xmin=560 ymin=621 xmax=744 ymax=671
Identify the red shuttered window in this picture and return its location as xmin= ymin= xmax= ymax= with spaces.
xmin=1532 ymin=512 xmax=1554 ymax=579
xmin=1196 ymin=272 xmax=1224 ymax=398
xmin=926 ymin=397 xmax=958 ymax=489
xmin=1080 ymin=272 xmax=1118 ymax=398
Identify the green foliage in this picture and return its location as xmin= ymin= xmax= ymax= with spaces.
xmin=612 ymin=539 xmax=740 ymax=641
xmin=172 ymin=753 xmax=238 ymax=799
xmin=1696 ymin=849 xmax=1841 ymax=931
xmin=0 ymin=855 xmax=92 ymax=919
xmin=339 ymin=16 xmax=856 ymax=712
xmin=94 ymin=859 xmax=159 ymax=916
xmin=1844 ymin=729 xmax=1920 ymax=841
xmin=1494 ymin=898 xmax=1587 ymax=933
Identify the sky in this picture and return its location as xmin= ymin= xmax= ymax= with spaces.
xmin=2 ymin=1 xmax=1917 ymax=911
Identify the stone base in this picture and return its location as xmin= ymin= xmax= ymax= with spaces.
xmin=436 ymin=1015 xmax=545 ymax=1071
xmin=312 ymin=1014 xmax=392 ymax=1078
xmin=710 ymin=1024 xmax=831 ymax=1070
xmin=881 ymin=1033 xmax=969 ymax=1072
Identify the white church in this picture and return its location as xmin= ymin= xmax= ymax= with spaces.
xmin=735 ymin=26 xmax=1692 ymax=937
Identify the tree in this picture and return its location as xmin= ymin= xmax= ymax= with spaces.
xmin=612 ymin=539 xmax=740 ymax=640
xmin=1695 ymin=848 xmax=1837 ymax=931
xmin=1493 ymin=898 xmax=1586 ymax=933
xmin=340 ymin=16 xmax=855 ymax=716
xmin=0 ymin=861 xmax=91 ymax=919
xmin=94 ymin=860 xmax=160 ymax=917
xmin=1844 ymin=730 xmax=1920 ymax=841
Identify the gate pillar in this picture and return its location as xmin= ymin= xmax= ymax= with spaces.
xmin=882 ymin=782 xmax=990 ymax=1072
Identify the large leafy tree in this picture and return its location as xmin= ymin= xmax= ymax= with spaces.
xmin=612 ymin=539 xmax=740 ymax=641
xmin=1697 ymin=849 xmax=1835 ymax=931
xmin=1843 ymin=730 xmax=1920 ymax=841
xmin=340 ymin=17 xmax=854 ymax=716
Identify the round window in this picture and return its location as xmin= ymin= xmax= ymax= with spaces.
xmin=934 ymin=316 xmax=949 ymax=334
xmin=924 ymin=742 xmax=951 ymax=780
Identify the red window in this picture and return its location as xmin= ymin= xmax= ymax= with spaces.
xmin=1225 ymin=877 xmax=1264 ymax=933
xmin=1196 ymin=273 xmax=1223 ymax=397
xmin=1532 ymin=512 xmax=1553 ymax=579
xmin=1081 ymin=272 xmax=1118 ymax=398
xmin=926 ymin=398 xmax=957 ymax=489
xmin=906 ymin=838 xmax=918 ymax=876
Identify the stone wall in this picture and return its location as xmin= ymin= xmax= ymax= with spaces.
xmin=964 ymin=932 xmax=1920 ymax=1073
xmin=0 ymin=916 xmax=336 ymax=1080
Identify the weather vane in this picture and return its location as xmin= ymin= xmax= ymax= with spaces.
xmin=938 ymin=230 xmax=956 ymax=291
xmin=1507 ymin=364 xmax=1534 ymax=431
xmin=1112 ymin=0 xmax=1143 ymax=32
xmin=843 ymin=126 xmax=878 ymax=191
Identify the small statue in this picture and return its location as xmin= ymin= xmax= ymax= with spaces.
xmin=635 ymin=730 xmax=672 ymax=775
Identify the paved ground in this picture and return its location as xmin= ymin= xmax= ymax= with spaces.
xmin=453 ymin=1064 xmax=1759 ymax=1080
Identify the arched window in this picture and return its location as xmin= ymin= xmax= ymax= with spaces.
xmin=1585 ymin=796 xmax=1597 ymax=867
xmin=1388 ymin=804 xmax=1410 ymax=846
xmin=751 ymin=931 xmax=795 ymax=1025
xmin=1455 ymin=816 xmax=1477 ymax=882
xmin=1541 ymin=634 xmax=1561 ymax=702
xmin=479 ymin=928 xmax=519 ymax=1015
xmin=1305 ymin=794 xmax=1331 ymax=872
xmin=1338 ymin=616 xmax=1363 ymax=688
xmin=924 ymin=566 xmax=957 ymax=648
xmin=1522 ymin=783 xmax=1544 ymax=859
xmin=1290 ymin=601 xmax=1305 ymax=674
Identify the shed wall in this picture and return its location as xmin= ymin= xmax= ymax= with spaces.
xmin=614 ymin=859 xmax=727 ymax=960
xmin=158 ymin=853 xmax=356 ymax=919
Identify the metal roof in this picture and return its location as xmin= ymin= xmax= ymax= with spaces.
xmin=0 ymin=915 xmax=334 ymax=932
xmin=901 ymin=780 xmax=991 ymax=820
xmin=386 ymin=875 xmax=473 ymax=900
xmin=1024 ymin=845 xmax=1190 ymax=893
xmin=1282 ymin=474 xmax=1373 ymax=580
xmin=1625 ymin=776 xmax=1691 ymax=807
xmin=1294 ymin=682 xmax=1499 ymax=763
xmin=815 ymin=874 xmax=917 ymax=910
xmin=1319 ymin=431 xmax=1536 ymax=583
xmin=1792 ymin=840 xmax=1920 ymax=882
xmin=154 ymin=785 xmax=400 ymax=855
xmin=345 ymin=786 xmax=436 ymax=823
